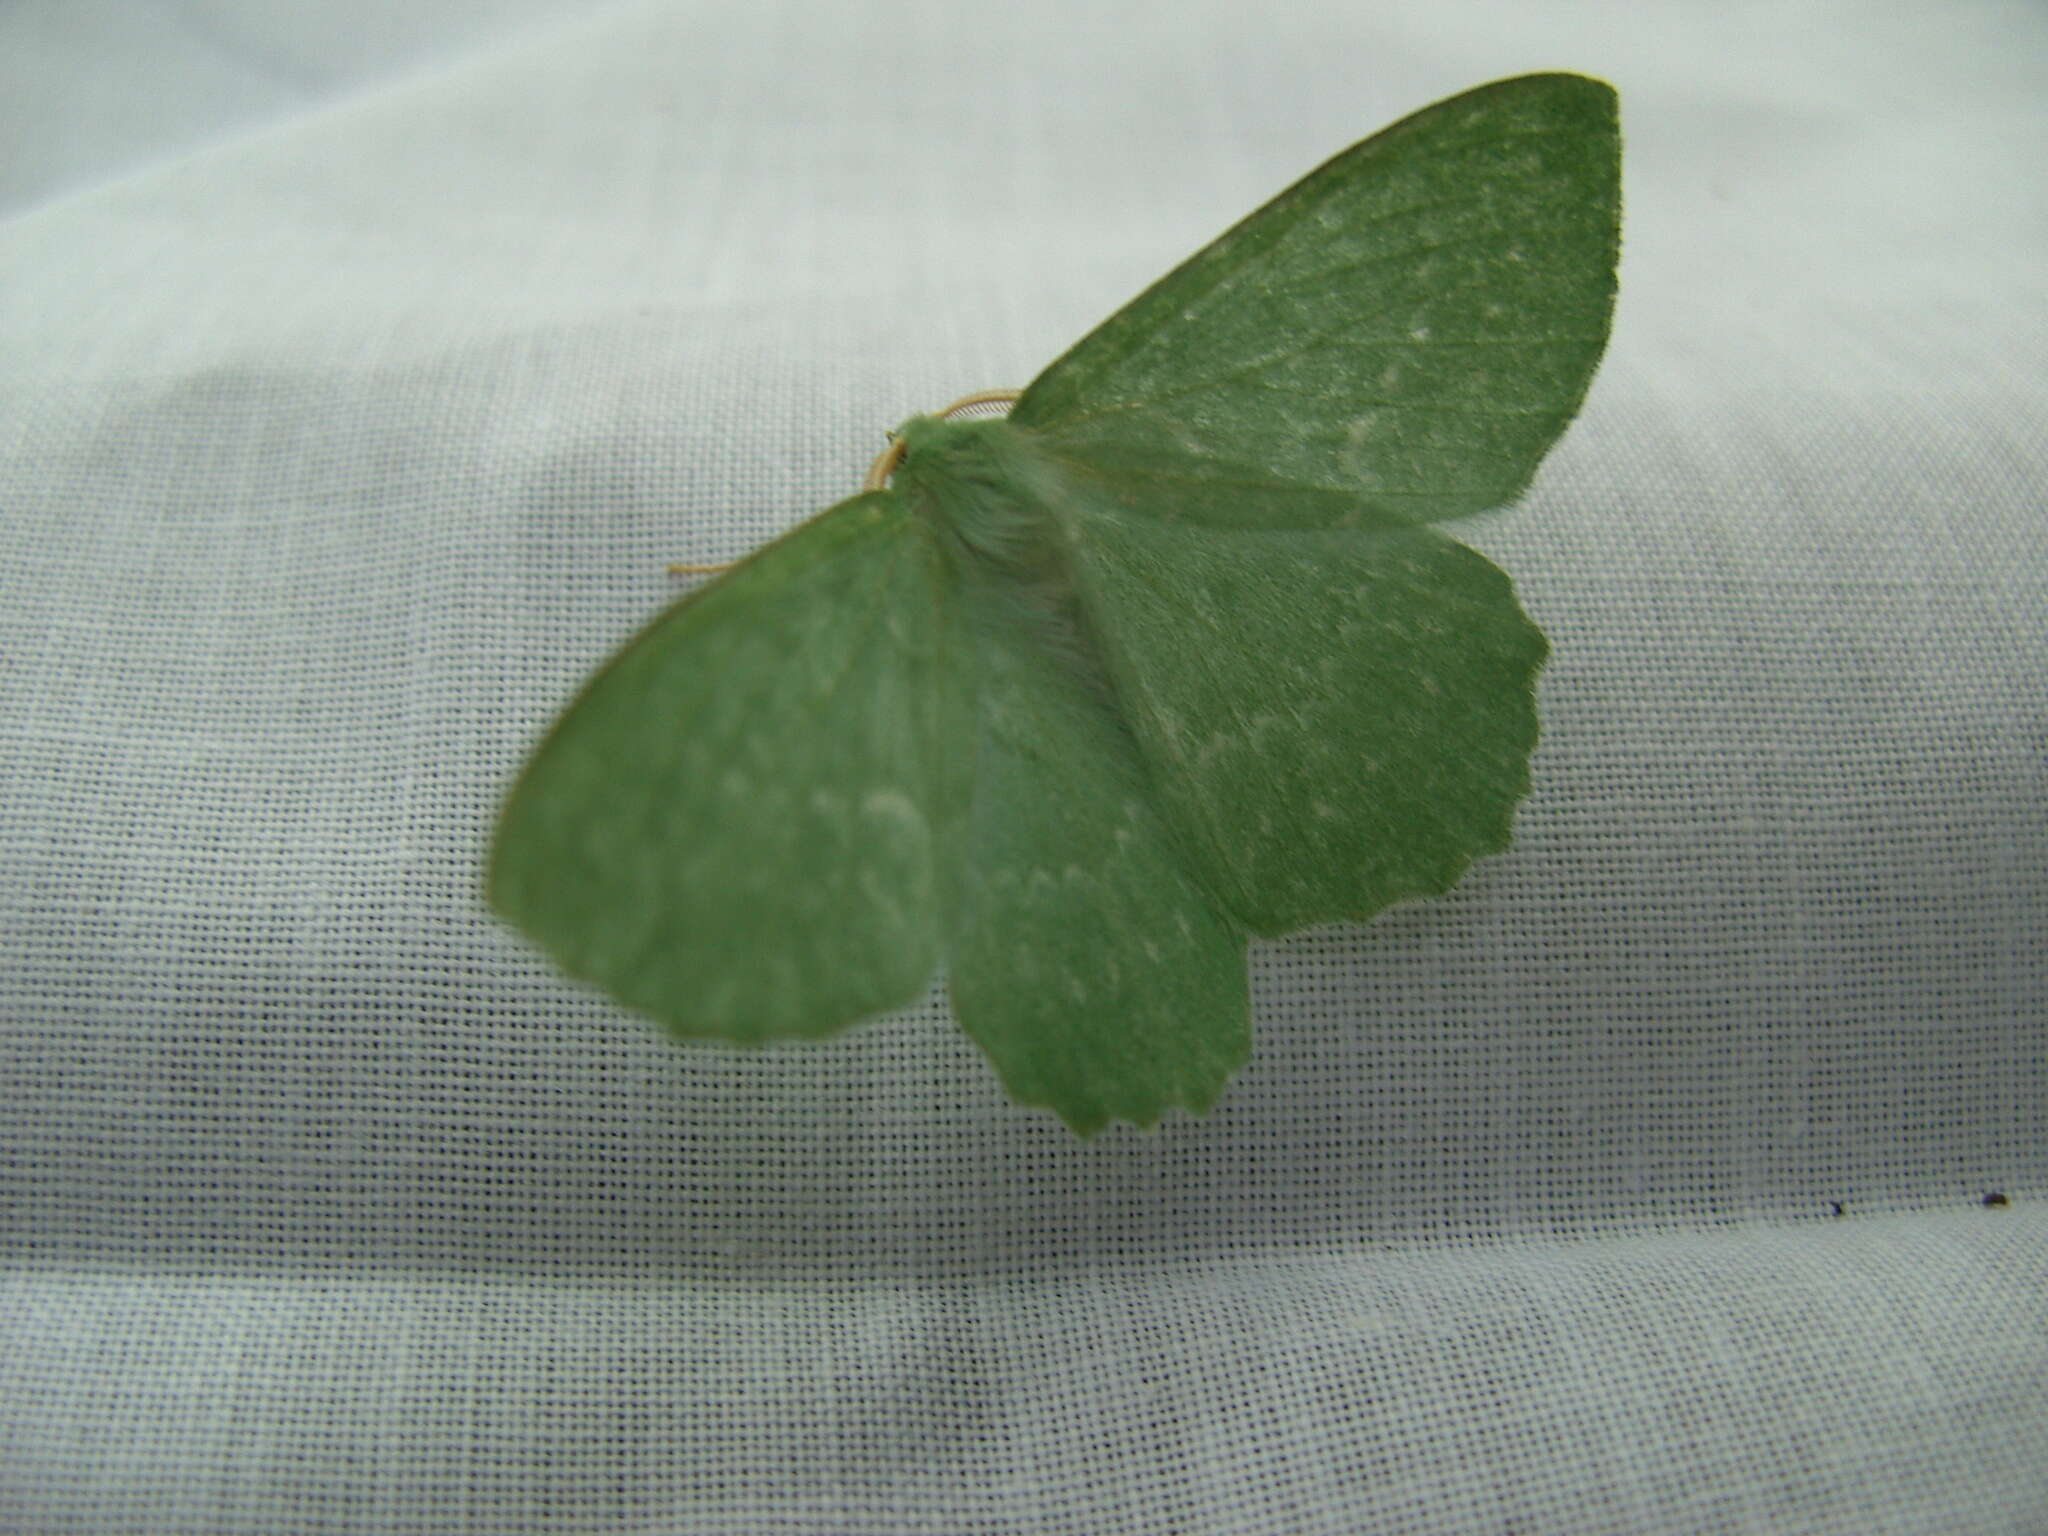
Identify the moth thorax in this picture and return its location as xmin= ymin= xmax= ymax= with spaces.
xmin=893 ymin=416 xmax=1054 ymax=569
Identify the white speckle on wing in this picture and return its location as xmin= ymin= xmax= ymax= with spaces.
xmin=861 ymin=790 xmax=930 ymax=868
xmin=1339 ymin=412 xmax=1391 ymax=480
xmin=862 ymin=789 xmax=921 ymax=826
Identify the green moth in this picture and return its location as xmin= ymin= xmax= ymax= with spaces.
xmin=490 ymin=73 xmax=1620 ymax=1134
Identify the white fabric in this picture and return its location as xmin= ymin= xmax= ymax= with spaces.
xmin=3 ymin=2 xmax=2043 ymax=1531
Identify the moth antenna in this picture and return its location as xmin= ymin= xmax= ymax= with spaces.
xmin=676 ymin=390 xmax=1029 ymax=569
xmin=935 ymin=389 xmax=1023 ymax=418
xmin=862 ymin=388 xmax=1023 ymax=491
xmin=862 ymin=435 xmax=906 ymax=494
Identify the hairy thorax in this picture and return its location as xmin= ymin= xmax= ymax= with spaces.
xmin=889 ymin=415 xmax=1074 ymax=575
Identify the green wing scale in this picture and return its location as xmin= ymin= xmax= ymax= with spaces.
xmin=490 ymin=492 xmax=961 ymax=1042
xmin=939 ymin=556 xmax=1250 ymax=1135
xmin=1014 ymin=72 xmax=1619 ymax=530
xmin=1058 ymin=510 xmax=1549 ymax=937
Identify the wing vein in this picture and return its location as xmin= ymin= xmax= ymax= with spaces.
xmin=1060 ymin=460 xmax=1504 ymax=499
xmin=1239 ymin=378 xmax=1567 ymax=418
xmin=1045 ymin=328 xmax=1603 ymax=432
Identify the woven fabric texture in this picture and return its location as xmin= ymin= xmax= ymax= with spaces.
xmin=3 ymin=2 xmax=2044 ymax=1532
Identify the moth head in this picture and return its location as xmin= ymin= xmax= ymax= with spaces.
xmin=864 ymin=389 xmax=1026 ymax=497
xmin=887 ymin=413 xmax=1014 ymax=500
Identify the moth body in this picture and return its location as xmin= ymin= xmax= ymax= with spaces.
xmin=891 ymin=412 xmax=1125 ymax=734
